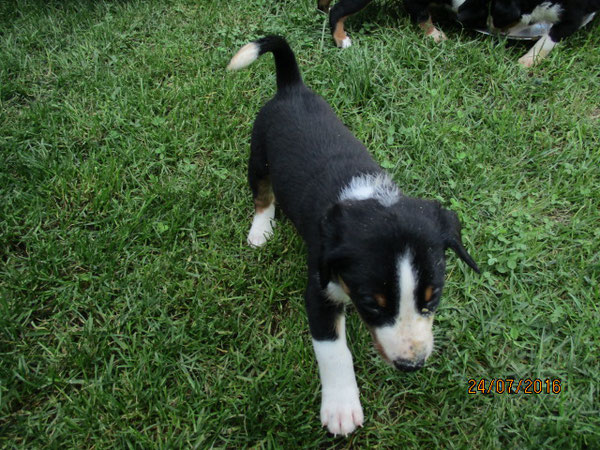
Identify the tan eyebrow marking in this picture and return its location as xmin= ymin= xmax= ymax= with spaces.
xmin=338 ymin=277 xmax=350 ymax=295
xmin=424 ymin=286 xmax=434 ymax=302
xmin=374 ymin=294 xmax=387 ymax=308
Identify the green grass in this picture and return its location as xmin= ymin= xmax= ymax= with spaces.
xmin=1 ymin=0 xmax=599 ymax=447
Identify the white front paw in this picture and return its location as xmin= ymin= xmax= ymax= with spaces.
xmin=320 ymin=389 xmax=364 ymax=436
xmin=518 ymin=54 xmax=536 ymax=68
xmin=429 ymin=27 xmax=447 ymax=43
xmin=247 ymin=228 xmax=271 ymax=247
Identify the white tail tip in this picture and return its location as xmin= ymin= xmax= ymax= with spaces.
xmin=227 ymin=42 xmax=260 ymax=71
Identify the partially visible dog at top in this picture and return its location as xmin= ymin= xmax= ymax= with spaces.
xmin=488 ymin=0 xmax=599 ymax=67
xmin=317 ymin=0 xmax=489 ymax=47
xmin=318 ymin=0 xmax=599 ymax=67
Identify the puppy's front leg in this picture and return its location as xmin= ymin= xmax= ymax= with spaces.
xmin=306 ymin=274 xmax=363 ymax=435
xmin=418 ymin=17 xmax=447 ymax=43
xmin=519 ymin=33 xmax=557 ymax=67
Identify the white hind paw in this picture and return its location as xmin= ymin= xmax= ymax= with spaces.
xmin=247 ymin=204 xmax=275 ymax=248
xmin=339 ymin=37 xmax=352 ymax=49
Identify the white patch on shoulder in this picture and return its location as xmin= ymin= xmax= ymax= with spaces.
xmin=521 ymin=2 xmax=562 ymax=25
xmin=339 ymin=173 xmax=400 ymax=207
xmin=313 ymin=317 xmax=364 ymax=436
xmin=227 ymin=42 xmax=260 ymax=71
xmin=372 ymin=251 xmax=434 ymax=363
xmin=325 ymin=281 xmax=351 ymax=305
xmin=247 ymin=203 xmax=275 ymax=247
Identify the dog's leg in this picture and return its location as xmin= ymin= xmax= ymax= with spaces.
xmin=519 ymin=34 xmax=556 ymax=67
xmin=318 ymin=0 xmax=334 ymax=13
xmin=403 ymin=1 xmax=447 ymax=43
xmin=329 ymin=0 xmax=372 ymax=48
xmin=518 ymin=34 xmax=556 ymax=67
xmin=418 ymin=16 xmax=447 ymax=43
xmin=306 ymin=274 xmax=364 ymax=435
xmin=247 ymin=141 xmax=275 ymax=247
xmin=519 ymin=16 xmax=583 ymax=68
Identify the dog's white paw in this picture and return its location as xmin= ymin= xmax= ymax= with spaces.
xmin=339 ymin=37 xmax=352 ymax=49
xmin=518 ymin=53 xmax=536 ymax=68
xmin=429 ymin=27 xmax=447 ymax=43
xmin=247 ymin=204 xmax=275 ymax=247
xmin=247 ymin=228 xmax=271 ymax=247
xmin=320 ymin=389 xmax=364 ymax=436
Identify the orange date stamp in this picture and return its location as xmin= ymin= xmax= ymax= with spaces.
xmin=467 ymin=378 xmax=562 ymax=394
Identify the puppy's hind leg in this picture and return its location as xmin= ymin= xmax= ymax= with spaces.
xmin=318 ymin=0 xmax=334 ymax=13
xmin=329 ymin=0 xmax=372 ymax=48
xmin=247 ymin=142 xmax=275 ymax=248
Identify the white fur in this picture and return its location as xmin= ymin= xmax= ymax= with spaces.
xmin=313 ymin=316 xmax=363 ymax=436
xmin=339 ymin=173 xmax=400 ymax=207
xmin=325 ymin=281 xmax=351 ymax=305
xmin=428 ymin=27 xmax=448 ymax=43
xmin=581 ymin=13 xmax=596 ymax=27
xmin=372 ymin=252 xmax=434 ymax=362
xmin=339 ymin=37 xmax=352 ymax=49
xmin=521 ymin=2 xmax=562 ymax=25
xmin=227 ymin=42 xmax=260 ymax=71
xmin=451 ymin=0 xmax=467 ymax=12
xmin=519 ymin=34 xmax=557 ymax=67
xmin=247 ymin=203 xmax=275 ymax=247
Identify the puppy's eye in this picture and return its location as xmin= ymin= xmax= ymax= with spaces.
xmin=374 ymin=294 xmax=387 ymax=308
xmin=361 ymin=297 xmax=381 ymax=316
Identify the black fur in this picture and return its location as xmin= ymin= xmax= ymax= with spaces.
xmin=323 ymin=0 xmax=491 ymax=43
xmin=241 ymin=36 xmax=479 ymax=343
xmin=490 ymin=0 xmax=600 ymax=41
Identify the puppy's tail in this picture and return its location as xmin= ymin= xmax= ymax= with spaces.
xmin=227 ymin=35 xmax=303 ymax=92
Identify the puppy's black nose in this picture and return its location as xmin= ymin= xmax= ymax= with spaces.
xmin=393 ymin=358 xmax=424 ymax=372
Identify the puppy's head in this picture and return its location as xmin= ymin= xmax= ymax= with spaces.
xmin=456 ymin=0 xmax=489 ymax=29
xmin=319 ymin=198 xmax=479 ymax=371
xmin=490 ymin=0 xmax=522 ymax=30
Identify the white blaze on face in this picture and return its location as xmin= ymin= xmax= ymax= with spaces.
xmin=372 ymin=252 xmax=434 ymax=363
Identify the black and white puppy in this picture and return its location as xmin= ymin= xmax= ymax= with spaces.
xmin=317 ymin=0 xmax=489 ymax=47
xmin=227 ymin=36 xmax=479 ymax=436
xmin=489 ymin=0 xmax=599 ymax=66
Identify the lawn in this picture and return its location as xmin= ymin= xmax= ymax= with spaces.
xmin=1 ymin=0 xmax=599 ymax=447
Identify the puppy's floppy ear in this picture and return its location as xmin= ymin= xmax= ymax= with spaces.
xmin=439 ymin=207 xmax=480 ymax=274
xmin=318 ymin=203 xmax=349 ymax=289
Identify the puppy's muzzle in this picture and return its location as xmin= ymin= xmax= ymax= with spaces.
xmin=393 ymin=358 xmax=424 ymax=372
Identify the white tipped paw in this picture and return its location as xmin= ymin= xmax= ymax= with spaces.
xmin=428 ymin=27 xmax=447 ymax=43
xmin=338 ymin=37 xmax=352 ymax=49
xmin=247 ymin=229 xmax=271 ymax=247
xmin=320 ymin=390 xmax=364 ymax=436
xmin=247 ymin=204 xmax=275 ymax=247
xmin=518 ymin=54 xmax=536 ymax=68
